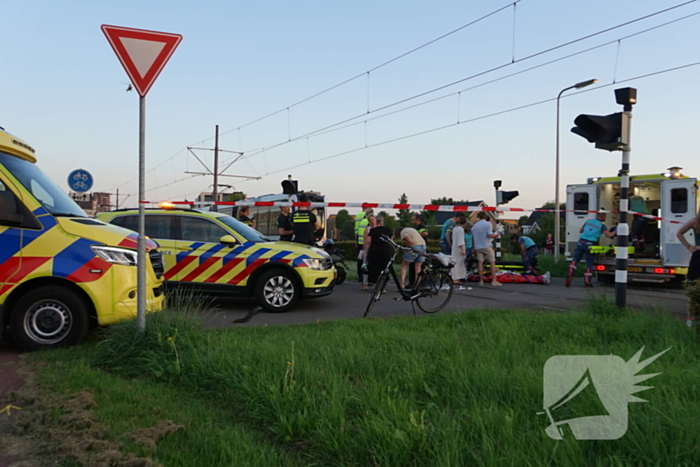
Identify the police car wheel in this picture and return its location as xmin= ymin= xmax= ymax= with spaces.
xmin=10 ymin=286 xmax=89 ymax=351
xmin=256 ymin=269 xmax=299 ymax=313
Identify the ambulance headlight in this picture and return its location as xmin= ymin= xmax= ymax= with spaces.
xmin=91 ymin=246 xmax=138 ymax=266
xmin=303 ymin=258 xmax=329 ymax=270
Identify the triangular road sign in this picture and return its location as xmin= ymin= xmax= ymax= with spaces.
xmin=101 ymin=25 xmax=182 ymax=97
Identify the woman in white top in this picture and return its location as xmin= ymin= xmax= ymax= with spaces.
xmin=451 ymin=217 xmax=467 ymax=283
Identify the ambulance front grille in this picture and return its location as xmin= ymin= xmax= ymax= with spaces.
xmin=149 ymin=249 xmax=165 ymax=279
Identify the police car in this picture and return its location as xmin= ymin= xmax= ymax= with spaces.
xmin=97 ymin=207 xmax=336 ymax=312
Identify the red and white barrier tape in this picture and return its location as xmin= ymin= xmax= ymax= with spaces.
xmin=138 ymin=200 xmax=685 ymax=225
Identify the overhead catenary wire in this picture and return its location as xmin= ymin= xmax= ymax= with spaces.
xmin=222 ymin=9 xmax=700 ymax=164
xmin=214 ymin=1 xmax=523 ymax=140
xmin=134 ymin=60 xmax=699 ymax=204
xmin=105 ymin=0 xmax=694 ymax=193
xmin=241 ymin=60 xmax=700 ymax=179
xmin=104 ymin=1 xmax=523 ymax=192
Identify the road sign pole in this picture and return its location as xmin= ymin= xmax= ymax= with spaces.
xmin=615 ymin=108 xmax=632 ymax=308
xmin=102 ymin=24 xmax=182 ymax=334
xmin=137 ymin=96 xmax=147 ymax=332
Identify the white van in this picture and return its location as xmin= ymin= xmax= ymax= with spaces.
xmin=565 ymin=167 xmax=696 ymax=284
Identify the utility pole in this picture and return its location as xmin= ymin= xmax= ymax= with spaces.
xmin=186 ymin=125 xmax=260 ymax=208
xmin=213 ymin=125 xmax=219 ymax=212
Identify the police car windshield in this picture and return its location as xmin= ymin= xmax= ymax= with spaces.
xmin=0 ymin=152 xmax=87 ymax=218
xmin=217 ymin=215 xmax=269 ymax=243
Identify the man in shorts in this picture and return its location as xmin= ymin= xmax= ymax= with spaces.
xmin=395 ymin=226 xmax=426 ymax=290
xmin=471 ymin=211 xmax=501 ymax=286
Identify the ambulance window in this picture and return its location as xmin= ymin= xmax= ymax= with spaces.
xmin=30 ymin=180 xmax=55 ymax=209
xmin=0 ymin=180 xmax=5 ymax=191
xmin=180 ymin=217 xmax=228 ymax=243
xmin=671 ymin=188 xmax=688 ymax=213
xmin=574 ymin=192 xmax=589 ymax=215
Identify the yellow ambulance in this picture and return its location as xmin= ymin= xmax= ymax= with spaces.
xmin=97 ymin=207 xmax=336 ymax=312
xmin=0 ymin=127 xmax=165 ymax=350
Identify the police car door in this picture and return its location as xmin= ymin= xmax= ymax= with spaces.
xmin=176 ymin=215 xmax=238 ymax=291
xmin=660 ymin=178 xmax=697 ymax=267
xmin=566 ymin=184 xmax=598 ymax=257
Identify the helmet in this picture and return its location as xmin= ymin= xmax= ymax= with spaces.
xmin=323 ymin=239 xmax=334 ymax=247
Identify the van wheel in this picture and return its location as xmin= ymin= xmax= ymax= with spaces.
xmin=255 ymin=269 xmax=300 ymax=313
xmin=10 ymin=286 xmax=89 ymax=351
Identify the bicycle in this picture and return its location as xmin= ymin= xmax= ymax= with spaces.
xmin=364 ymin=235 xmax=455 ymax=317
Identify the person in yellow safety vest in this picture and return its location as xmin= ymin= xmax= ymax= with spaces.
xmin=292 ymin=193 xmax=319 ymax=246
xmin=355 ymin=208 xmax=373 ymax=283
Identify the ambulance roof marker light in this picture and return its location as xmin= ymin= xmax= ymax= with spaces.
xmin=588 ymin=177 xmax=601 ymax=184
xmin=668 ymin=166 xmax=683 ymax=179
xmin=159 ymin=201 xmax=174 ymax=210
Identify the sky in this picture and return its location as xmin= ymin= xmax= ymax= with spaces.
xmin=2 ymin=0 xmax=699 ymax=219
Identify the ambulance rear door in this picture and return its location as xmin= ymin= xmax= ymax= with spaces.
xmin=565 ymin=184 xmax=599 ymax=257
xmin=660 ymin=178 xmax=697 ymax=267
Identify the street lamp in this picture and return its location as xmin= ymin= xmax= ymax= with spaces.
xmin=555 ymin=78 xmax=597 ymax=262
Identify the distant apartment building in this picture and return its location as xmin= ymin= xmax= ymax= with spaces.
xmin=69 ymin=192 xmax=112 ymax=217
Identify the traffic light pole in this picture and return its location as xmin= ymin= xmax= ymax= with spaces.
xmin=494 ymin=181 xmax=502 ymax=261
xmin=615 ymin=107 xmax=632 ymax=308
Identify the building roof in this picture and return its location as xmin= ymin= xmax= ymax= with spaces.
xmin=522 ymin=209 xmax=565 ymax=227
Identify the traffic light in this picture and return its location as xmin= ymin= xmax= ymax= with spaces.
xmin=281 ymin=177 xmax=298 ymax=195
xmin=496 ymin=190 xmax=519 ymax=205
xmin=571 ymin=112 xmax=629 ymax=151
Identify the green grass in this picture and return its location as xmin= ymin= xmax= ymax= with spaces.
xmin=31 ymin=357 xmax=303 ymax=467
xmin=30 ymin=301 xmax=700 ymax=466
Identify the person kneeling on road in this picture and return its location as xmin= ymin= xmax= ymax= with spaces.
xmin=394 ymin=226 xmax=426 ymax=290
xmin=510 ymin=234 xmax=539 ymax=275
xmin=566 ymin=212 xmax=616 ymax=288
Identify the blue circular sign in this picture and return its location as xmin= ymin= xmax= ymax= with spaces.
xmin=68 ymin=169 xmax=94 ymax=193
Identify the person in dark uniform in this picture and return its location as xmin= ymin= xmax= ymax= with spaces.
xmin=292 ymin=194 xmax=319 ymax=246
xmin=408 ymin=213 xmax=429 ymax=288
xmin=277 ymin=206 xmax=294 ymax=241
xmin=238 ymin=206 xmax=255 ymax=228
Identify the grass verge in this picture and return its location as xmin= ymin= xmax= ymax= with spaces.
xmin=13 ymin=300 xmax=700 ymax=466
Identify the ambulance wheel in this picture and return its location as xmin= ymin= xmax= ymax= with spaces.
xmin=256 ymin=269 xmax=300 ymax=313
xmin=10 ymin=286 xmax=89 ymax=351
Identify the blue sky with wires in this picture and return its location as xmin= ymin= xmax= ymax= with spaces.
xmin=2 ymin=0 xmax=699 ymax=214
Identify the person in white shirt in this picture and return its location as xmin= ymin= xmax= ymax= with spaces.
xmin=394 ymin=227 xmax=426 ymax=290
xmin=451 ymin=217 xmax=467 ymax=283
xmin=471 ymin=211 xmax=502 ymax=286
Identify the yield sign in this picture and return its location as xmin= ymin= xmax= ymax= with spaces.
xmin=101 ymin=25 xmax=182 ymax=97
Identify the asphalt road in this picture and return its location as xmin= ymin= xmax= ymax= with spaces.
xmin=202 ymin=278 xmax=689 ymax=329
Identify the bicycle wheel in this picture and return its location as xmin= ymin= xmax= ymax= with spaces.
xmin=415 ymin=271 xmax=453 ymax=313
xmin=364 ymin=271 xmax=388 ymax=318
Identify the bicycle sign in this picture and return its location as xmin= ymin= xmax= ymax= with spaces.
xmin=67 ymin=169 xmax=94 ymax=193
